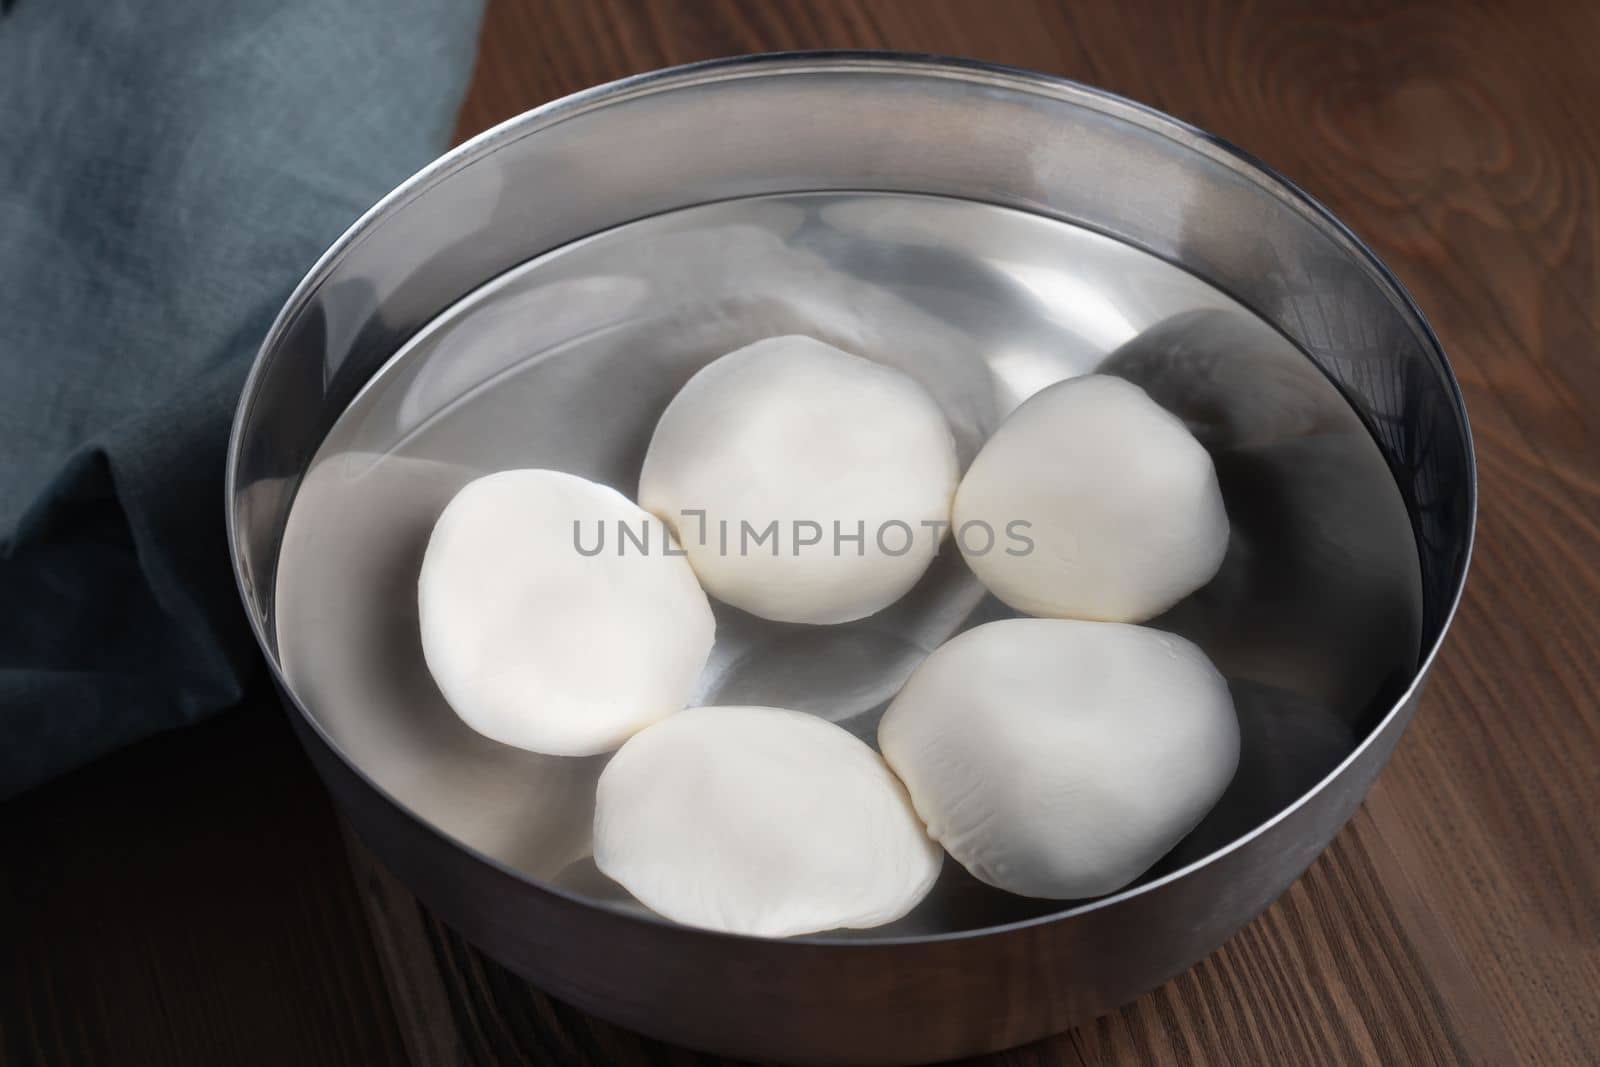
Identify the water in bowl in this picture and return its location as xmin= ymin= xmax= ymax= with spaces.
xmin=274 ymin=192 xmax=1422 ymax=935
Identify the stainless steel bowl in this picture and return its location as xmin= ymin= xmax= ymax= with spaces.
xmin=226 ymin=53 xmax=1474 ymax=1065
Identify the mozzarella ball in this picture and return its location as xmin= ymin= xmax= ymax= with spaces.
xmin=952 ymin=374 xmax=1228 ymax=622
xmin=879 ymin=618 xmax=1239 ymax=899
xmin=280 ymin=454 xmax=603 ymax=876
xmin=418 ymin=469 xmax=714 ymax=756
xmin=638 ymin=335 xmax=959 ymax=624
xmin=594 ymin=705 xmax=942 ymax=937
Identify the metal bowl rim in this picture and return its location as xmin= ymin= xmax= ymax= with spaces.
xmin=225 ymin=49 xmax=1478 ymax=948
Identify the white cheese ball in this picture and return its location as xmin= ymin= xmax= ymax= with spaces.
xmin=594 ymin=705 xmax=942 ymax=937
xmin=638 ymin=335 xmax=959 ymax=625
xmin=879 ymin=618 xmax=1239 ymax=899
xmin=418 ymin=469 xmax=714 ymax=756
xmin=952 ymin=374 xmax=1228 ymax=622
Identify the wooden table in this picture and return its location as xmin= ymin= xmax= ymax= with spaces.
xmin=4 ymin=2 xmax=1597 ymax=1064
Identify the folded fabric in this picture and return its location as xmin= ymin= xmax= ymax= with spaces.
xmin=0 ymin=0 xmax=485 ymax=796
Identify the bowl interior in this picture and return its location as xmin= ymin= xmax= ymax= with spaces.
xmin=271 ymin=190 xmax=1423 ymax=935
xmin=229 ymin=55 xmax=1474 ymax=942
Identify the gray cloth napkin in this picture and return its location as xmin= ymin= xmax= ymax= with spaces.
xmin=0 ymin=0 xmax=485 ymax=796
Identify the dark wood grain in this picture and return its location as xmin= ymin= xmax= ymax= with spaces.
xmin=0 ymin=696 xmax=409 ymax=1067
xmin=4 ymin=2 xmax=1597 ymax=1065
